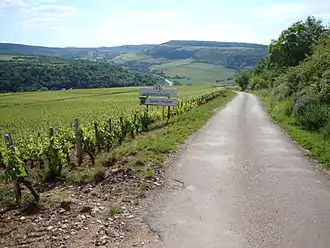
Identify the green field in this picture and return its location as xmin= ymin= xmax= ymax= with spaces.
xmin=0 ymin=85 xmax=220 ymax=138
xmin=111 ymin=53 xmax=237 ymax=85
xmin=112 ymin=52 xmax=168 ymax=64
xmin=150 ymin=59 xmax=236 ymax=84
xmin=0 ymin=55 xmax=15 ymax=60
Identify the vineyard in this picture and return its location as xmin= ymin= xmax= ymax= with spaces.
xmin=0 ymin=86 xmax=218 ymax=137
xmin=0 ymin=86 xmax=227 ymax=203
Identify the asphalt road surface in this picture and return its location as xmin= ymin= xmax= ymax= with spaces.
xmin=142 ymin=92 xmax=330 ymax=248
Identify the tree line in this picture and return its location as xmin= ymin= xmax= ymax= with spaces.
xmin=0 ymin=58 xmax=161 ymax=93
xmin=235 ymin=16 xmax=330 ymax=136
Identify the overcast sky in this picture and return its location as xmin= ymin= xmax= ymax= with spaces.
xmin=1 ymin=0 xmax=329 ymax=47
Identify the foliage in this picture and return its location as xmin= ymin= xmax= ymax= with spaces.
xmin=234 ymin=70 xmax=250 ymax=90
xmin=268 ymin=16 xmax=328 ymax=68
xmin=2 ymin=147 xmax=27 ymax=181
xmin=321 ymin=121 xmax=330 ymax=140
xmin=237 ymin=16 xmax=330 ymax=136
xmin=248 ymin=75 xmax=268 ymax=90
xmin=0 ymin=57 xmax=161 ymax=93
xmin=294 ymin=104 xmax=330 ymax=131
xmin=240 ymin=16 xmax=330 ymax=167
xmin=106 ymin=205 xmax=123 ymax=216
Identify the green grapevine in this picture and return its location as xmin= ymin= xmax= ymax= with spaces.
xmin=0 ymin=90 xmax=226 ymax=182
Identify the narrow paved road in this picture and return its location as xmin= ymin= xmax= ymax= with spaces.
xmin=142 ymin=92 xmax=330 ymax=248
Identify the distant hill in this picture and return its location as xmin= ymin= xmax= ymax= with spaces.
xmin=142 ymin=40 xmax=268 ymax=69
xmin=0 ymin=40 xmax=268 ymax=87
xmin=0 ymin=43 xmax=154 ymax=59
xmin=0 ymin=41 xmax=268 ymax=70
xmin=162 ymin=40 xmax=266 ymax=49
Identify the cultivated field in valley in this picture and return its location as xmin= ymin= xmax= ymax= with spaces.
xmin=150 ymin=59 xmax=236 ymax=84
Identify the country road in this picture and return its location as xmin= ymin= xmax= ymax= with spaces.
xmin=139 ymin=92 xmax=330 ymax=248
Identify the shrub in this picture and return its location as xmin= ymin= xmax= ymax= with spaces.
xmin=106 ymin=205 xmax=123 ymax=216
xmin=293 ymin=94 xmax=318 ymax=116
xmin=283 ymin=99 xmax=294 ymax=116
xmin=319 ymin=78 xmax=330 ymax=104
xmin=249 ymin=76 xmax=268 ymax=90
xmin=295 ymin=103 xmax=330 ymax=131
xmin=321 ymin=121 xmax=330 ymax=139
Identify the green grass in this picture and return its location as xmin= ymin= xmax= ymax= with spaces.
xmin=257 ymin=91 xmax=330 ymax=168
xmin=0 ymin=55 xmax=15 ymax=60
xmin=0 ymin=187 xmax=13 ymax=199
xmin=106 ymin=205 xmax=123 ymax=216
xmin=65 ymin=165 xmax=106 ymax=184
xmin=150 ymin=59 xmax=236 ymax=84
xmin=0 ymin=85 xmax=217 ymax=138
xmin=112 ymin=52 xmax=168 ymax=64
xmin=0 ymin=186 xmax=15 ymax=207
xmin=112 ymin=53 xmax=236 ymax=85
xmin=106 ymin=90 xmax=236 ymax=179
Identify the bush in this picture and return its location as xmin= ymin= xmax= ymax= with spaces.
xmin=295 ymin=103 xmax=330 ymax=131
xmin=248 ymin=76 xmax=268 ymax=90
xmin=321 ymin=121 xmax=330 ymax=139
xmin=283 ymin=99 xmax=294 ymax=116
xmin=319 ymin=79 xmax=330 ymax=104
xmin=272 ymin=76 xmax=291 ymax=100
xmin=293 ymin=94 xmax=318 ymax=116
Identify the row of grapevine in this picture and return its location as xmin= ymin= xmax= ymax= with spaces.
xmin=0 ymin=90 xmax=225 ymax=203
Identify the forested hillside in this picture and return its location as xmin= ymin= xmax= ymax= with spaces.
xmin=0 ymin=57 xmax=161 ymax=92
xmin=235 ymin=16 xmax=330 ymax=164
xmin=144 ymin=41 xmax=267 ymax=70
xmin=0 ymin=43 xmax=150 ymax=59
xmin=0 ymin=40 xmax=268 ymax=71
xmin=163 ymin=40 xmax=265 ymax=48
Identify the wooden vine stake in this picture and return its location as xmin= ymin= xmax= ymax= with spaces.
xmin=167 ymin=96 xmax=171 ymax=120
xmin=74 ymin=118 xmax=83 ymax=166
xmin=162 ymin=106 xmax=165 ymax=120
xmin=108 ymin=119 xmax=112 ymax=133
xmin=94 ymin=122 xmax=101 ymax=153
xmin=131 ymin=114 xmax=137 ymax=138
xmin=119 ymin=117 xmax=124 ymax=144
xmin=4 ymin=133 xmax=39 ymax=204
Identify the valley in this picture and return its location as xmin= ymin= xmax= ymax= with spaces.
xmin=0 ymin=40 xmax=267 ymax=89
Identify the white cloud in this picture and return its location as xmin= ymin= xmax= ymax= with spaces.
xmin=125 ymin=10 xmax=182 ymax=19
xmin=251 ymin=0 xmax=330 ymax=22
xmin=106 ymin=10 xmax=184 ymax=26
xmin=22 ymin=4 xmax=77 ymax=28
xmin=0 ymin=0 xmax=27 ymax=8
xmin=0 ymin=0 xmax=27 ymax=17
xmin=26 ymin=4 xmax=77 ymax=18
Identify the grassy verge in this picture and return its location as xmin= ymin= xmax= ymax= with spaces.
xmin=70 ymin=90 xmax=236 ymax=182
xmin=256 ymin=91 xmax=330 ymax=168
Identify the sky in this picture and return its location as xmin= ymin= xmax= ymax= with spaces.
xmin=0 ymin=0 xmax=330 ymax=47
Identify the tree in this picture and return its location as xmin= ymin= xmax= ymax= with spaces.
xmin=269 ymin=16 xmax=328 ymax=69
xmin=234 ymin=70 xmax=250 ymax=90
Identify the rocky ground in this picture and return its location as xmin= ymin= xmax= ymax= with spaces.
xmin=0 ymin=163 xmax=167 ymax=248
